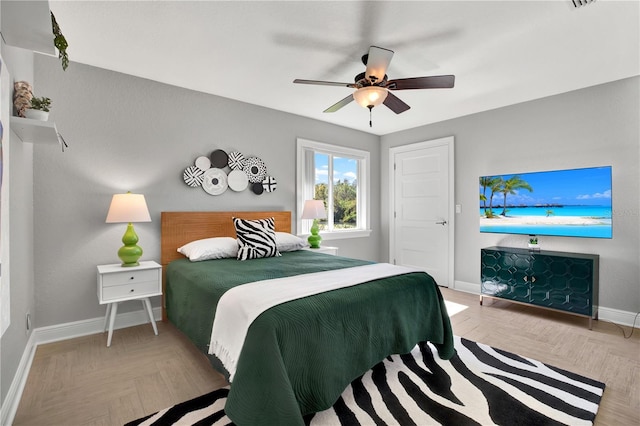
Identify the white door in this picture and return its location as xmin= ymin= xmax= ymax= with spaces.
xmin=390 ymin=137 xmax=454 ymax=287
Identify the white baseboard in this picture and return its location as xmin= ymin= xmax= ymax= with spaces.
xmin=453 ymin=280 xmax=480 ymax=294
xmin=598 ymin=306 xmax=640 ymax=328
xmin=0 ymin=332 xmax=36 ymax=426
xmin=36 ymin=306 xmax=162 ymax=345
xmin=0 ymin=306 xmax=161 ymax=426
xmin=451 ymin=280 xmax=639 ymax=328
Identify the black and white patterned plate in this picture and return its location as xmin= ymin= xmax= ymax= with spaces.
xmin=228 ymin=151 xmax=245 ymax=170
xmin=183 ymin=165 xmax=205 ymax=187
xmin=243 ymin=157 xmax=267 ymax=183
xmin=202 ymin=168 xmax=228 ymax=195
xmin=262 ymin=175 xmax=277 ymax=192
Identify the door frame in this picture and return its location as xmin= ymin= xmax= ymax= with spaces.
xmin=388 ymin=136 xmax=455 ymax=287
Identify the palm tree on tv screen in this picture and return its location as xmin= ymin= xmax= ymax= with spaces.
xmin=479 ymin=176 xmax=503 ymax=218
xmin=479 ymin=177 xmax=496 ymax=210
xmin=500 ymin=176 xmax=533 ymax=216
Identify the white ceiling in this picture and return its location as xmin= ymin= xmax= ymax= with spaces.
xmin=49 ymin=0 xmax=639 ymax=136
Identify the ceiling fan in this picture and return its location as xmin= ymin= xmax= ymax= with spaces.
xmin=293 ymin=46 xmax=455 ymax=127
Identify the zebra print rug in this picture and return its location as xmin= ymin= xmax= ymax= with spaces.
xmin=126 ymin=336 xmax=605 ymax=426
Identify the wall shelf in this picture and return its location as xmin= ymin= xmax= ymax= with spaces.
xmin=0 ymin=1 xmax=55 ymax=54
xmin=10 ymin=116 xmax=61 ymax=145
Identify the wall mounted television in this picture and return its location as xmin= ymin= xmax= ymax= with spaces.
xmin=479 ymin=166 xmax=612 ymax=239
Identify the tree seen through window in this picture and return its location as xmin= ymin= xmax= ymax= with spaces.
xmin=314 ymin=154 xmax=358 ymax=230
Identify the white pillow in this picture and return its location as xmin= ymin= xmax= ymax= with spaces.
xmin=177 ymin=237 xmax=238 ymax=262
xmin=275 ymin=232 xmax=307 ymax=252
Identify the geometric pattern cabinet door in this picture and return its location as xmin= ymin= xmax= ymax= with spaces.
xmin=481 ymin=248 xmax=531 ymax=303
xmin=528 ymin=253 xmax=596 ymax=316
xmin=481 ymin=246 xmax=599 ymax=328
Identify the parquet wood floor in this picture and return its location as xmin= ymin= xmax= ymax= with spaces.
xmin=13 ymin=288 xmax=639 ymax=425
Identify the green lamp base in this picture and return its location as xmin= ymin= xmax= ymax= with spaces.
xmin=307 ymin=219 xmax=322 ymax=249
xmin=118 ymin=223 xmax=143 ymax=267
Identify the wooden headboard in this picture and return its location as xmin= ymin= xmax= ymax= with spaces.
xmin=160 ymin=211 xmax=292 ymax=320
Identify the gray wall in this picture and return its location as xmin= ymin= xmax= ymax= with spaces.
xmin=381 ymin=76 xmax=640 ymax=313
xmin=32 ymin=54 xmax=381 ymax=328
xmin=0 ymin=44 xmax=36 ymax=406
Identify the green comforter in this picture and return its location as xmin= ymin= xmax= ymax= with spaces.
xmin=166 ymin=250 xmax=454 ymax=426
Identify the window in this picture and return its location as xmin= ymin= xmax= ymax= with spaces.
xmin=297 ymin=138 xmax=371 ymax=239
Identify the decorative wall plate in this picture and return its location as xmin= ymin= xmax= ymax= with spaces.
xmin=183 ymin=149 xmax=275 ymax=196
xmin=210 ymin=149 xmax=229 ymax=168
xmin=228 ymin=151 xmax=245 ymax=170
xmin=202 ymin=168 xmax=228 ymax=195
xmin=228 ymin=169 xmax=249 ymax=192
xmin=243 ymin=157 xmax=267 ymax=183
xmin=251 ymin=182 xmax=264 ymax=195
xmin=195 ymin=156 xmax=211 ymax=171
xmin=262 ymin=175 xmax=277 ymax=192
xmin=183 ymin=165 xmax=205 ymax=187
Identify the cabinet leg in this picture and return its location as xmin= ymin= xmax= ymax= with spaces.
xmin=143 ymin=298 xmax=158 ymax=336
xmin=479 ymin=295 xmax=483 ymax=306
xmin=103 ymin=303 xmax=112 ymax=332
xmin=107 ymin=302 xmax=118 ymax=347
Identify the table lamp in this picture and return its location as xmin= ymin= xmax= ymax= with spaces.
xmin=106 ymin=192 xmax=151 ymax=267
xmin=301 ymin=199 xmax=327 ymax=249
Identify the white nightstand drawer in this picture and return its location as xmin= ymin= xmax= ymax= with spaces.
xmin=101 ymin=268 xmax=159 ymax=287
xmin=101 ymin=280 xmax=160 ymax=301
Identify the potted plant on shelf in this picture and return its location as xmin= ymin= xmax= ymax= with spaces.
xmin=528 ymin=235 xmax=540 ymax=250
xmin=25 ymin=96 xmax=51 ymax=121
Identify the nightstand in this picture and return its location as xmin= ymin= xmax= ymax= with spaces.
xmin=304 ymin=246 xmax=339 ymax=256
xmin=97 ymin=260 xmax=162 ymax=347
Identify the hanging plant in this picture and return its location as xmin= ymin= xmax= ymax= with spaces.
xmin=51 ymin=11 xmax=69 ymax=71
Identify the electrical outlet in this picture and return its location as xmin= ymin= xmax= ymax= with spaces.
xmin=26 ymin=312 xmax=32 ymax=332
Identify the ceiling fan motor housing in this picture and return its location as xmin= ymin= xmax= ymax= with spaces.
xmin=354 ymin=71 xmax=388 ymax=87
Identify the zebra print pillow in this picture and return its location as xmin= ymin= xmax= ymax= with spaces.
xmin=233 ymin=217 xmax=281 ymax=261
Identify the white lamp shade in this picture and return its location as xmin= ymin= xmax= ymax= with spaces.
xmin=353 ymin=86 xmax=388 ymax=108
xmin=301 ymin=200 xmax=327 ymax=220
xmin=105 ymin=193 xmax=151 ymax=223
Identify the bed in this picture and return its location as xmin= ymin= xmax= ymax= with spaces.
xmin=161 ymin=211 xmax=454 ymax=426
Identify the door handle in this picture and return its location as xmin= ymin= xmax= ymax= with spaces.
xmin=436 ymin=220 xmax=447 ymax=226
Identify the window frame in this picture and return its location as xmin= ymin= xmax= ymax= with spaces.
xmin=296 ymin=138 xmax=371 ymax=240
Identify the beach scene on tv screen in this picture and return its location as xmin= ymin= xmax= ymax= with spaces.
xmin=479 ymin=166 xmax=612 ymax=238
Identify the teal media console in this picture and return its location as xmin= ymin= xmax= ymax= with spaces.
xmin=480 ymin=246 xmax=599 ymax=329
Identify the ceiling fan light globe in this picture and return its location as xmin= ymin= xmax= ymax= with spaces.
xmin=353 ymin=86 xmax=388 ymax=108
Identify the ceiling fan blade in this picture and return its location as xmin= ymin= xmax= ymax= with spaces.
xmin=383 ymin=92 xmax=410 ymax=114
xmin=293 ymin=79 xmax=356 ymax=88
xmin=387 ymin=75 xmax=455 ymax=90
xmin=324 ymin=94 xmax=354 ymax=113
xmin=364 ymin=46 xmax=394 ymax=84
